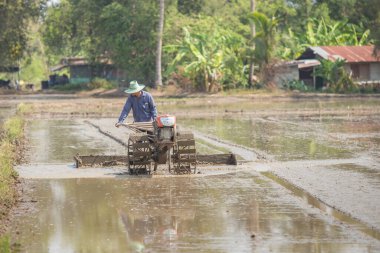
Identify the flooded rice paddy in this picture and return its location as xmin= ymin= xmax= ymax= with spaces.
xmin=7 ymin=96 xmax=380 ymax=252
xmin=12 ymin=175 xmax=378 ymax=253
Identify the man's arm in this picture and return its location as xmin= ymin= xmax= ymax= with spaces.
xmin=115 ymin=97 xmax=132 ymax=127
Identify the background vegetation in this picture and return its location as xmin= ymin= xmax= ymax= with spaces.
xmin=0 ymin=0 xmax=380 ymax=92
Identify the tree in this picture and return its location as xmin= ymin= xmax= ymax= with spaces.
xmin=42 ymin=0 xmax=158 ymax=84
xmin=278 ymin=18 xmax=372 ymax=59
xmin=155 ymin=0 xmax=165 ymax=87
xmin=177 ymin=0 xmax=203 ymax=15
xmin=0 ymin=0 xmax=45 ymax=66
xmin=367 ymin=1 xmax=380 ymax=55
xmin=248 ymin=0 xmax=255 ymax=88
xmin=248 ymin=12 xmax=278 ymax=67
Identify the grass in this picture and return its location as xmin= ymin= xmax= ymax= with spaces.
xmin=0 ymin=235 xmax=20 ymax=253
xmin=0 ymin=115 xmax=23 ymax=209
xmin=0 ymin=236 xmax=11 ymax=253
xmin=0 ymin=105 xmax=27 ymax=250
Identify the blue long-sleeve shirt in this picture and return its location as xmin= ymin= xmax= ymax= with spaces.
xmin=117 ymin=91 xmax=158 ymax=123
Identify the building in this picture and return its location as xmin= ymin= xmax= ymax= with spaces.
xmin=298 ymin=46 xmax=380 ymax=88
xmin=51 ymin=57 xmax=126 ymax=85
xmin=272 ymin=60 xmax=320 ymax=88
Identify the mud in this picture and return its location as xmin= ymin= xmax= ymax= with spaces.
xmin=267 ymin=162 xmax=380 ymax=232
xmin=5 ymin=94 xmax=380 ymax=252
xmin=263 ymin=171 xmax=380 ymax=240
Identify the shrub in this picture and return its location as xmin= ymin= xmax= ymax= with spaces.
xmin=53 ymin=78 xmax=116 ymax=92
xmin=283 ymin=80 xmax=309 ymax=91
xmin=87 ymin=78 xmax=116 ymax=90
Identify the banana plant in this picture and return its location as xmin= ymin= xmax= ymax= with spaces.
xmin=281 ymin=18 xmax=373 ymax=59
xmin=314 ymin=58 xmax=356 ymax=92
xmin=165 ymin=27 xmax=244 ymax=92
xmin=247 ymin=12 xmax=278 ymax=66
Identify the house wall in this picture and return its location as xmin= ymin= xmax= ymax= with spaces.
xmin=70 ymin=65 xmax=91 ymax=84
xmin=348 ymin=63 xmax=370 ymax=81
xmin=69 ymin=65 xmax=124 ymax=84
xmin=273 ymin=65 xmax=299 ymax=87
xmin=370 ymin=63 xmax=380 ymax=80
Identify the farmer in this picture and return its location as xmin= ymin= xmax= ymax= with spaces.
xmin=115 ymin=80 xmax=157 ymax=127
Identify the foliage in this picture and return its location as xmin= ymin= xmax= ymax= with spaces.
xmin=316 ymin=0 xmax=379 ymax=30
xmin=248 ymin=12 xmax=278 ymax=66
xmin=42 ymin=0 xmax=158 ymax=84
xmin=165 ymin=27 xmax=246 ymax=92
xmin=0 ymin=112 xmax=25 ymax=218
xmin=370 ymin=2 xmax=380 ymax=54
xmin=52 ymin=78 xmax=116 ymax=92
xmin=0 ymin=235 xmax=20 ymax=252
xmin=283 ymin=80 xmax=309 ymax=91
xmin=24 ymin=0 xmax=380 ymax=93
xmin=87 ymin=78 xmax=117 ymax=90
xmin=41 ymin=0 xmax=75 ymax=59
xmin=314 ymin=59 xmax=357 ymax=92
xmin=247 ymin=12 xmax=280 ymax=87
xmin=177 ymin=0 xmax=203 ymax=15
xmin=0 ymin=0 xmax=45 ymax=66
xmin=3 ymin=117 xmax=24 ymax=144
xmin=0 ymin=236 xmax=11 ymax=253
xmin=279 ymin=18 xmax=372 ymax=59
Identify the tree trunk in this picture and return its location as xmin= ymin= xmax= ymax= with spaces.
xmin=204 ymin=70 xmax=209 ymax=92
xmin=248 ymin=0 xmax=255 ymax=88
xmin=155 ymin=0 xmax=164 ymax=87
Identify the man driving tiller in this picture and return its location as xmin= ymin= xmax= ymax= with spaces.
xmin=115 ymin=80 xmax=157 ymax=127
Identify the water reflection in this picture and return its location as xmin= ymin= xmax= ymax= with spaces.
xmin=158 ymin=97 xmax=380 ymax=116
xmin=27 ymin=120 xmax=122 ymax=163
xmin=11 ymin=174 xmax=378 ymax=253
xmin=180 ymin=117 xmax=352 ymax=161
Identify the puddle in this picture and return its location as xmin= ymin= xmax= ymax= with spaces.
xmin=11 ymin=174 xmax=379 ymax=253
xmin=26 ymin=120 xmax=125 ymax=163
xmin=179 ymin=117 xmax=352 ymax=161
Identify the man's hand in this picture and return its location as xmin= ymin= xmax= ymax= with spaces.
xmin=115 ymin=122 xmax=121 ymax=128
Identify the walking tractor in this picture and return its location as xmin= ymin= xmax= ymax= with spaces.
xmin=74 ymin=116 xmax=237 ymax=174
xmin=124 ymin=115 xmax=197 ymax=175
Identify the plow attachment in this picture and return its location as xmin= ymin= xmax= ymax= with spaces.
xmin=74 ymin=153 xmax=237 ymax=168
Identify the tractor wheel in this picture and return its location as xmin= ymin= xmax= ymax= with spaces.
xmin=127 ymin=133 xmax=152 ymax=175
xmin=172 ymin=131 xmax=196 ymax=174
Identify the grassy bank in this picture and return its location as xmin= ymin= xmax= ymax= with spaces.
xmin=0 ymin=104 xmax=27 ymax=251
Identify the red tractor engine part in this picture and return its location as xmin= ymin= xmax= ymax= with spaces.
xmin=155 ymin=115 xmax=176 ymax=128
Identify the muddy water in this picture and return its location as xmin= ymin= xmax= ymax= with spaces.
xmin=174 ymin=98 xmax=380 ymax=162
xmin=27 ymin=120 xmax=124 ymax=163
xmin=12 ymin=174 xmax=379 ymax=253
xmin=180 ymin=117 xmax=353 ymax=161
xmin=11 ymin=97 xmax=380 ymax=252
xmin=158 ymin=97 xmax=380 ymax=115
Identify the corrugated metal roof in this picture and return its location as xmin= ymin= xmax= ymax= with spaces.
xmin=310 ymin=46 xmax=379 ymax=63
